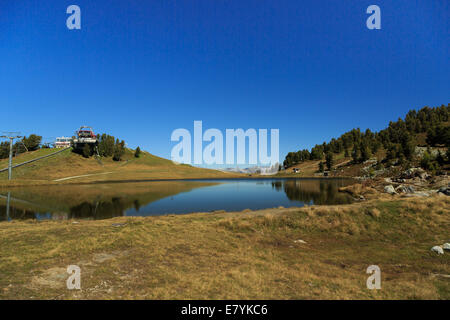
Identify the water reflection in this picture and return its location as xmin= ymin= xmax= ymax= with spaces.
xmin=0 ymin=178 xmax=355 ymax=221
xmin=274 ymin=179 xmax=353 ymax=205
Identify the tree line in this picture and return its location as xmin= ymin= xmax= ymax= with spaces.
xmin=0 ymin=134 xmax=42 ymax=159
xmin=0 ymin=133 xmax=142 ymax=163
xmin=78 ymin=133 xmax=127 ymax=161
xmin=81 ymin=133 xmax=141 ymax=161
xmin=283 ymin=104 xmax=450 ymax=171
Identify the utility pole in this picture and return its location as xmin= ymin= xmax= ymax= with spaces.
xmin=0 ymin=133 xmax=22 ymax=180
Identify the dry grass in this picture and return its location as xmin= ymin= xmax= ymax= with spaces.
xmin=0 ymin=195 xmax=449 ymax=300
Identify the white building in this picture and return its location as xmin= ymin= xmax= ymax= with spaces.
xmin=55 ymin=137 xmax=72 ymax=148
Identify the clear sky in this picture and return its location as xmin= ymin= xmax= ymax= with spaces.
xmin=1 ymin=0 xmax=448 ymax=167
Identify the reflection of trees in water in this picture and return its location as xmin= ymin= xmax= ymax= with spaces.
xmin=69 ymin=197 xmax=127 ymax=220
xmin=272 ymin=180 xmax=353 ymax=205
xmin=134 ymin=200 xmax=141 ymax=212
xmin=272 ymin=181 xmax=283 ymax=191
xmin=0 ymin=204 xmax=43 ymax=221
xmin=1 ymin=197 xmax=132 ymax=221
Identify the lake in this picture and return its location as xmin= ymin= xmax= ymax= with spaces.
xmin=0 ymin=178 xmax=356 ymax=221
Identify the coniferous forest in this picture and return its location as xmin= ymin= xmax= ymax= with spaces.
xmin=283 ymin=104 xmax=450 ymax=172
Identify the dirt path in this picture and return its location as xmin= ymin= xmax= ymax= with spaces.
xmin=53 ymin=172 xmax=114 ymax=182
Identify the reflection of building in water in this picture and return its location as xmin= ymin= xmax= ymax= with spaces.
xmin=52 ymin=212 xmax=69 ymax=220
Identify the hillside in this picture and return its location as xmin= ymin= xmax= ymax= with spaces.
xmin=281 ymin=104 xmax=450 ymax=178
xmin=0 ymin=148 xmax=241 ymax=185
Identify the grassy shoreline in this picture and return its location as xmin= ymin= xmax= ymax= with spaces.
xmin=1 ymin=194 xmax=448 ymax=299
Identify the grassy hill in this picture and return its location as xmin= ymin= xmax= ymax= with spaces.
xmin=0 ymin=148 xmax=241 ymax=185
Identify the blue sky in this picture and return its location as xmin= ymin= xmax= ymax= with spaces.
xmin=1 ymin=0 xmax=448 ymax=167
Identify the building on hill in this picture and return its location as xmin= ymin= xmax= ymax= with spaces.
xmin=55 ymin=137 xmax=72 ymax=148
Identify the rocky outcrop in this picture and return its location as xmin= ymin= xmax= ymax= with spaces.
xmin=384 ymin=185 xmax=396 ymax=195
xmin=395 ymin=185 xmax=415 ymax=194
xmin=400 ymin=168 xmax=430 ymax=180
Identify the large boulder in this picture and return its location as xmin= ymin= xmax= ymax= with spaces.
xmin=395 ymin=185 xmax=415 ymax=194
xmin=431 ymin=246 xmax=444 ymax=255
xmin=384 ymin=185 xmax=396 ymax=195
xmin=400 ymin=168 xmax=428 ymax=180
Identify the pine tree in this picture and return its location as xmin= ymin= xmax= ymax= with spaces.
xmin=351 ymin=145 xmax=360 ymax=163
xmin=436 ymin=150 xmax=445 ymax=166
xmin=113 ymin=139 xmax=125 ymax=161
xmin=420 ymin=151 xmax=433 ymax=171
xmin=344 ymin=148 xmax=349 ymax=158
xmin=22 ymin=134 xmax=42 ymax=151
xmin=82 ymin=144 xmax=91 ymax=158
xmin=325 ymin=152 xmax=333 ymax=170
xmin=318 ymin=161 xmax=324 ymax=173
xmin=134 ymin=146 xmax=141 ymax=158
xmin=359 ymin=143 xmax=371 ymax=162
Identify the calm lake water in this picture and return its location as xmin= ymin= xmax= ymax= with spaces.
xmin=0 ymin=178 xmax=356 ymax=221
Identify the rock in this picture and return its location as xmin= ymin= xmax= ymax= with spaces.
xmin=431 ymin=246 xmax=444 ymax=255
xmin=294 ymin=239 xmax=307 ymax=244
xmin=395 ymin=185 xmax=415 ymax=194
xmin=443 ymin=243 xmax=450 ymax=251
xmin=384 ymin=178 xmax=392 ymax=183
xmin=111 ymin=223 xmax=127 ymax=227
xmin=400 ymin=167 xmax=427 ymax=180
xmin=400 ymin=168 xmax=416 ymax=179
xmin=438 ymin=187 xmax=450 ymax=196
xmin=412 ymin=191 xmax=430 ymax=197
xmin=418 ymin=172 xmax=430 ymax=180
xmin=384 ymin=185 xmax=396 ymax=195
xmin=403 ymin=191 xmax=430 ymax=197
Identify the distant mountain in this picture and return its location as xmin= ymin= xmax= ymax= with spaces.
xmin=221 ymin=163 xmax=280 ymax=175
